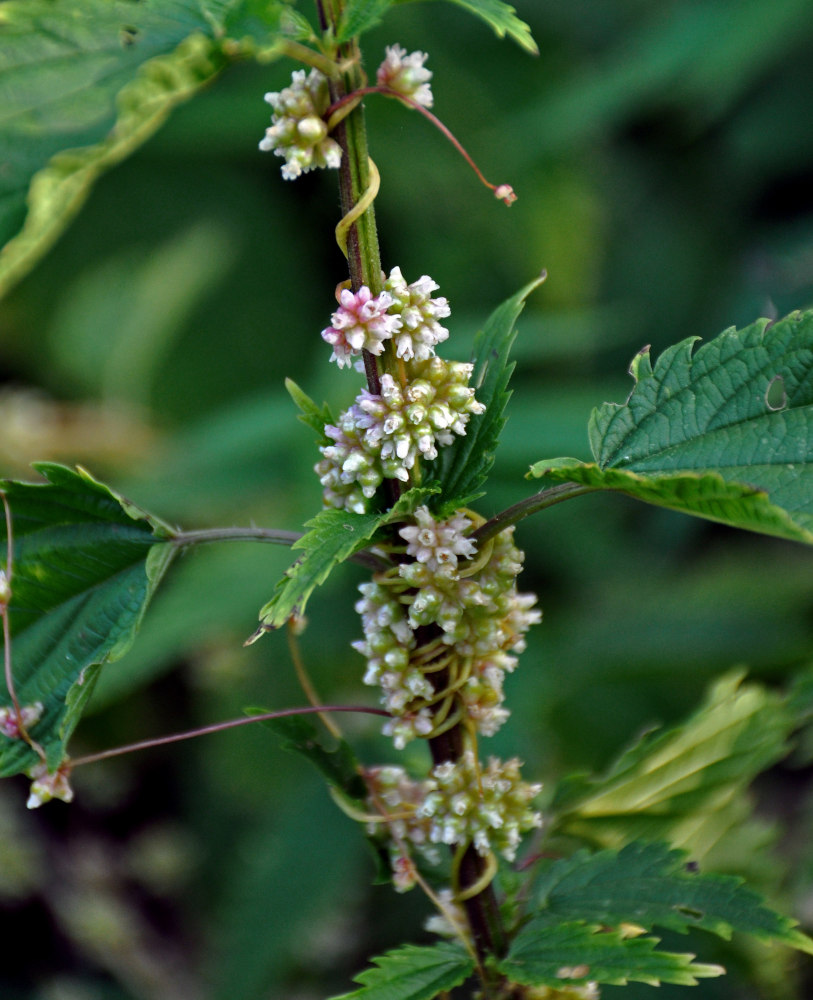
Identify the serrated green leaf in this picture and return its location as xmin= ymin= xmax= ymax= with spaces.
xmin=336 ymin=0 xmax=394 ymax=42
xmin=500 ymin=919 xmax=724 ymax=988
xmin=329 ymin=942 xmax=474 ymax=1000
xmin=0 ymin=463 xmax=176 ymax=774
xmin=531 ymin=842 xmax=813 ymax=954
xmin=435 ymin=0 xmax=537 ymax=54
xmin=529 ymin=311 xmax=813 ymax=545
xmin=0 ymin=0 xmax=241 ymax=298
xmin=255 ymin=712 xmax=367 ymax=802
xmin=253 ymin=507 xmax=384 ymax=633
xmin=551 ymin=673 xmax=792 ymax=859
xmin=252 ymin=486 xmax=437 ymax=634
xmin=431 ymin=273 xmax=546 ymax=512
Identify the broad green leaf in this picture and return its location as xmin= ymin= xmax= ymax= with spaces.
xmin=529 ymin=311 xmax=813 ymax=545
xmin=500 ymin=919 xmax=724 ymax=988
xmin=256 ymin=712 xmax=368 ymax=803
xmin=431 ymin=273 xmax=546 ymax=512
xmin=329 ymin=942 xmax=474 ymax=1000
xmin=433 ymin=0 xmax=538 ymax=54
xmin=251 ymin=487 xmax=437 ymax=635
xmin=531 ymin=842 xmax=813 ymax=953
xmin=337 ymin=0 xmax=395 ymax=41
xmin=0 ymin=0 xmax=250 ymax=297
xmin=0 ymin=464 xmax=176 ymax=775
xmin=551 ymin=673 xmax=792 ymax=859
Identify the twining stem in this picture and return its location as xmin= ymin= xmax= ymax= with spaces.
xmin=327 ymin=86 xmax=516 ymax=203
xmin=70 ymin=704 xmax=389 ymax=768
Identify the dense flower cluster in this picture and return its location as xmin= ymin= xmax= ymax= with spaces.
xmin=354 ymin=507 xmax=540 ymax=745
xmin=365 ymin=753 xmax=542 ymax=862
xmin=259 ymin=69 xmax=341 ymax=180
xmin=315 ymin=266 xmax=468 ymax=513
xmin=321 ymin=268 xmax=450 ymax=369
xmin=376 ymin=45 xmax=434 ymax=108
xmin=384 ymin=267 xmax=450 ymax=361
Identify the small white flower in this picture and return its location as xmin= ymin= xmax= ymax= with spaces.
xmin=26 ymin=760 xmax=73 ymax=809
xmin=259 ymin=69 xmax=342 ymax=179
xmin=377 ymin=45 xmax=434 ymax=109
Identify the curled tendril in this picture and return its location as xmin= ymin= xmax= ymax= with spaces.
xmin=335 ymin=156 xmax=381 ymax=259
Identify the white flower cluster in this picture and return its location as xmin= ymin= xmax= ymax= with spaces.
xmin=259 ymin=69 xmax=342 ymax=180
xmin=366 ymin=753 xmax=542 ymax=863
xmin=377 ymin=44 xmax=434 ymax=109
xmin=321 ymin=268 xmax=450 ymax=368
xmin=316 ymin=360 xmax=483 ymax=514
xmin=354 ymin=507 xmax=540 ymax=746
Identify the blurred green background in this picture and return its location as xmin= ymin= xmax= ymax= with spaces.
xmin=2 ymin=1 xmax=813 ymax=997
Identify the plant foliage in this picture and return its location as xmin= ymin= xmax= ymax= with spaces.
xmin=329 ymin=942 xmax=475 ymax=1000
xmin=530 ymin=311 xmax=813 ymax=543
xmin=530 ymin=841 xmax=813 ymax=951
xmin=0 ymin=463 xmax=176 ymax=774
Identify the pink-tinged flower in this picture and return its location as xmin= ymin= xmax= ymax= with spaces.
xmin=259 ymin=69 xmax=342 ymax=180
xmin=0 ymin=569 xmax=10 ymax=608
xmin=321 ymin=286 xmax=401 ymax=367
xmin=0 ymin=701 xmax=43 ymax=740
xmin=26 ymin=759 xmax=73 ymax=809
xmin=377 ymin=45 xmax=434 ymax=109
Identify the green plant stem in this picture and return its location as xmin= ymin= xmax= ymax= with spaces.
xmin=314 ymin=1 xmax=503 ymax=982
xmin=315 ymin=0 xmax=400 ymax=496
xmin=474 ymin=482 xmax=596 ymax=546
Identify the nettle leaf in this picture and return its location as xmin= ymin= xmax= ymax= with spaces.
xmin=499 ymin=918 xmax=724 ymax=988
xmin=431 ymin=273 xmax=546 ymax=513
xmin=253 ymin=486 xmax=439 ymax=634
xmin=329 ymin=942 xmax=474 ymax=1000
xmin=0 ymin=0 xmax=265 ymax=297
xmin=252 ymin=508 xmax=384 ymax=634
xmin=337 ymin=0 xmax=394 ymax=42
xmin=529 ymin=311 xmax=813 ymax=545
xmin=531 ymin=842 xmax=813 ymax=954
xmin=0 ymin=464 xmax=176 ymax=775
xmin=432 ymin=0 xmax=538 ymax=54
xmin=551 ymin=673 xmax=792 ymax=858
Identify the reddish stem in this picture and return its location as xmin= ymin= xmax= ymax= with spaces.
xmin=325 ymin=87 xmax=516 ymax=204
xmin=70 ymin=705 xmax=389 ymax=768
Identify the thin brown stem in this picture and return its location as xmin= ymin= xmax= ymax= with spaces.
xmin=326 ymin=86 xmax=517 ymax=203
xmin=70 ymin=705 xmax=389 ymax=769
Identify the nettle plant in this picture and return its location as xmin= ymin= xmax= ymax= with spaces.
xmin=3 ymin=1 xmax=813 ymax=998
